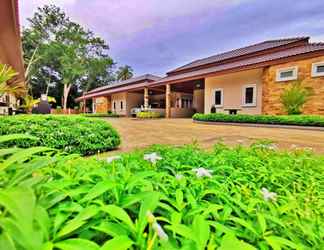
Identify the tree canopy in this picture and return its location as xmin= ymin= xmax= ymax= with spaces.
xmin=22 ymin=5 xmax=120 ymax=109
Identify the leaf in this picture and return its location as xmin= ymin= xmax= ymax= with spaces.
xmin=137 ymin=192 xmax=160 ymax=234
xmin=55 ymin=239 xmax=100 ymax=250
xmin=264 ymin=236 xmax=301 ymax=250
xmin=0 ymin=134 xmax=37 ymax=143
xmin=257 ymin=213 xmax=266 ymax=234
xmin=57 ymin=206 xmax=99 ymax=238
xmin=101 ymin=205 xmax=135 ymax=232
xmin=101 ymin=236 xmax=133 ymax=250
xmin=0 ymin=232 xmax=16 ymax=250
xmin=92 ymin=222 xmax=128 ymax=237
xmin=192 ymin=215 xmax=210 ymax=250
xmin=0 ymin=147 xmax=54 ymax=171
xmin=218 ymin=233 xmax=256 ymax=250
xmin=80 ymin=181 xmax=115 ymax=203
xmin=230 ymin=217 xmax=258 ymax=236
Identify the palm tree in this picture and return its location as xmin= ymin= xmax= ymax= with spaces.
xmin=116 ymin=65 xmax=134 ymax=81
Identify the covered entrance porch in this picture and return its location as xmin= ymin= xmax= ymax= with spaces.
xmin=145 ymin=78 xmax=205 ymax=118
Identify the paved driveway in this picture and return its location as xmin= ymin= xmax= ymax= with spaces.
xmin=104 ymin=118 xmax=324 ymax=154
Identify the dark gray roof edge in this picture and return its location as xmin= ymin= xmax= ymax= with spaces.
xmin=87 ymin=74 xmax=162 ymax=94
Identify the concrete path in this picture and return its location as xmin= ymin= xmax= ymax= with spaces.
xmin=103 ymin=118 xmax=324 ymax=155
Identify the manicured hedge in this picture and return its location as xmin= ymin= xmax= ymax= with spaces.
xmin=0 ymin=115 xmax=120 ymax=155
xmin=193 ymin=113 xmax=324 ymax=127
xmin=82 ymin=112 xmax=119 ymax=118
xmin=136 ymin=111 xmax=161 ymax=119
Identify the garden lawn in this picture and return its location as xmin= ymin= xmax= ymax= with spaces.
xmin=0 ymin=115 xmax=120 ymax=155
xmin=193 ymin=113 xmax=324 ymax=127
xmin=0 ymin=138 xmax=323 ymax=250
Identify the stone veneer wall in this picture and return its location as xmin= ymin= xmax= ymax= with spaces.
xmin=262 ymin=55 xmax=324 ymax=115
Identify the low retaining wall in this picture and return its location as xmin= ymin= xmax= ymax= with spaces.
xmin=193 ymin=120 xmax=324 ymax=131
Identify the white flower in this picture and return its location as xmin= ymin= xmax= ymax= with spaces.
xmin=261 ymin=187 xmax=277 ymax=202
xmin=304 ymin=147 xmax=313 ymax=151
xmin=106 ymin=155 xmax=121 ymax=163
xmin=175 ymin=173 xmax=184 ymax=180
xmin=255 ymin=143 xmax=277 ymax=150
xmin=237 ymin=139 xmax=244 ymax=144
xmin=144 ymin=152 xmax=162 ymax=164
xmin=192 ymin=167 xmax=213 ymax=178
xmin=152 ymin=222 xmax=169 ymax=241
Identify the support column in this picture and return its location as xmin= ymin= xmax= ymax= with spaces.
xmin=166 ymin=84 xmax=171 ymax=118
xmin=83 ymin=99 xmax=86 ymax=113
xmin=144 ymin=87 xmax=149 ymax=110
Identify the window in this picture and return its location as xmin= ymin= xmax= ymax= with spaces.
xmin=212 ymin=88 xmax=223 ymax=107
xmin=120 ymin=101 xmax=123 ymax=110
xmin=242 ymin=84 xmax=256 ymax=107
xmin=113 ymin=102 xmax=116 ymax=110
xmin=312 ymin=62 xmax=324 ymax=77
xmin=276 ymin=66 xmax=298 ymax=82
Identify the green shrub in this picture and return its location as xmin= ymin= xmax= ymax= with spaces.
xmin=0 ymin=137 xmax=322 ymax=249
xmin=136 ymin=111 xmax=161 ymax=119
xmin=0 ymin=115 xmax=120 ymax=155
xmin=82 ymin=112 xmax=119 ymax=118
xmin=280 ymin=81 xmax=312 ymax=115
xmin=193 ymin=113 xmax=324 ymax=127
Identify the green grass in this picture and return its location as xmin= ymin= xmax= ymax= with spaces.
xmin=0 ymin=115 xmax=120 ymax=155
xmin=193 ymin=113 xmax=324 ymax=127
xmin=0 ymin=136 xmax=323 ymax=250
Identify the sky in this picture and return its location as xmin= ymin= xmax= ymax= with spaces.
xmin=20 ymin=0 xmax=324 ymax=77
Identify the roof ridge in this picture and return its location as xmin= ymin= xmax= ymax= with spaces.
xmin=263 ymin=36 xmax=309 ymax=43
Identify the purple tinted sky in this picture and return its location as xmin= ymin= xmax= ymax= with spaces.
xmin=20 ymin=0 xmax=324 ymax=76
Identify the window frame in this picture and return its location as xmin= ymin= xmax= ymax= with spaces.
xmin=241 ymin=84 xmax=257 ymax=107
xmin=120 ymin=101 xmax=123 ymax=110
xmin=212 ymin=88 xmax=223 ymax=108
xmin=311 ymin=61 xmax=324 ymax=77
xmin=276 ymin=66 xmax=298 ymax=82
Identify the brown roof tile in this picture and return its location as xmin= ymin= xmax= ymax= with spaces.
xmin=168 ymin=37 xmax=309 ymax=74
xmin=153 ymin=43 xmax=324 ymax=85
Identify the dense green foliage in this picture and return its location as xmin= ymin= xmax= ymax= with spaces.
xmin=0 ymin=115 xmax=120 ymax=155
xmin=136 ymin=111 xmax=161 ymax=119
xmin=0 ymin=135 xmax=323 ymax=249
xmin=193 ymin=113 xmax=324 ymax=127
xmin=280 ymin=82 xmax=312 ymax=115
xmin=116 ymin=65 xmax=134 ymax=81
xmin=22 ymin=5 xmax=115 ymax=108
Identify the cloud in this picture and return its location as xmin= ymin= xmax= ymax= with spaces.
xmin=19 ymin=0 xmax=324 ymax=76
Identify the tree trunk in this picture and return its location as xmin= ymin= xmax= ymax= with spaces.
xmin=63 ymin=84 xmax=71 ymax=113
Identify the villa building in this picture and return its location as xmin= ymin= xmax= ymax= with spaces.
xmin=77 ymin=37 xmax=324 ymax=117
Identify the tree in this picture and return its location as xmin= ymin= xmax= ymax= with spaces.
xmin=116 ymin=65 xmax=134 ymax=81
xmin=280 ymin=81 xmax=312 ymax=115
xmin=22 ymin=5 xmax=115 ymax=109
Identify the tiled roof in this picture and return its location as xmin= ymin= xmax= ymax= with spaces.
xmin=153 ymin=43 xmax=324 ymax=85
xmin=87 ymin=74 xmax=161 ymax=94
xmin=168 ymin=37 xmax=309 ymax=74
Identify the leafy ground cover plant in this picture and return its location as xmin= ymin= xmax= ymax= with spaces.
xmin=0 ymin=135 xmax=323 ymax=250
xmin=193 ymin=113 xmax=324 ymax=127
xmin=0 ymin=115 xmax=120 ymax=155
